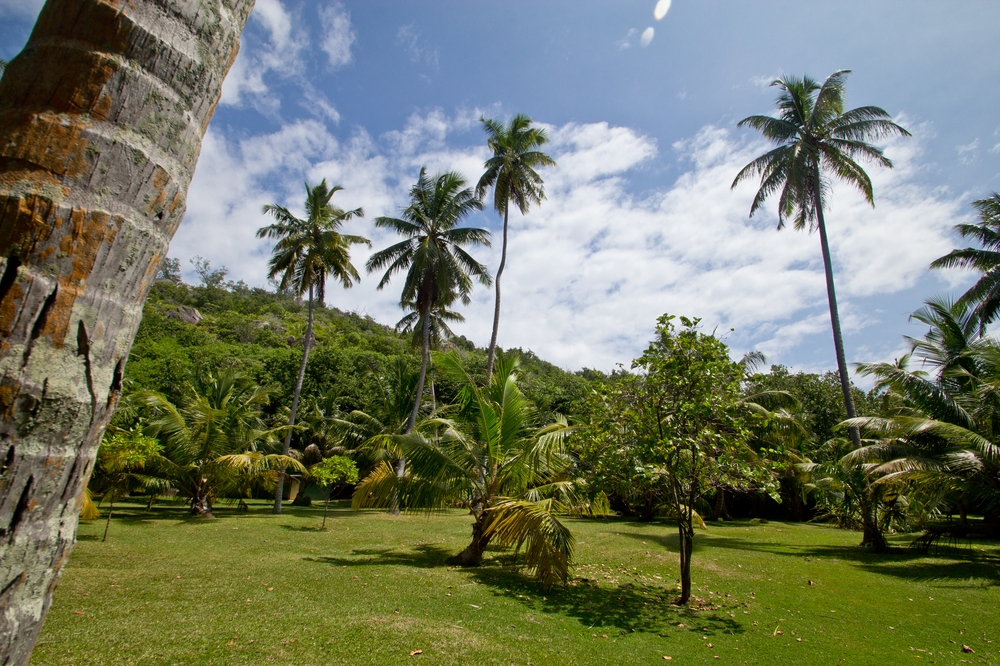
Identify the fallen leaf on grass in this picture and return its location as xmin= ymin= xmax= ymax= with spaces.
xmin=227 ymin=640 xmax=235 ymax=646
xmin=962 ymin=645 xmax=975 ymax=654
xmin=73 ymin=611 xmax=84 ymax=615
xmin=662 ymin=658 xmax=672 ymax=661
xmin=410 ymin=650 xmax=423 ymax=656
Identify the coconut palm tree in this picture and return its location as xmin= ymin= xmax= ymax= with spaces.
xmin=366 ymin=168 xmax=492 ymax=460
xmin=353 ymin=351 xmax=577 ymax=586
xmin=140 ymin=370 xmax=304 ymax=517
xmin=257 ymin=180 xmax=369 ymax=513
xmin=732 ymin=70 xmax=910 ymax=448
xmin=476 ymin=115 xmax=556 ymax=379
xmin=930 ymin=193 xmax=1000 ymax=330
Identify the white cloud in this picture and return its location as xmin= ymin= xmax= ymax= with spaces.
xmin=221 ymin=0 xmax=308 ymax=110
xmin=617 ymin=28 xmax=638 ymax=51
xmin=956 ymin=138 xmax=980 ymax=164
xmin=176 ymin=112 xmax=969 ymax=373
xmin=0 ymin=0 xmax=42 ymax=19
xmin=397 ymin=25 xmax=439 ymax=68
xmin=318 ymin=1 xmax=356 ymax=69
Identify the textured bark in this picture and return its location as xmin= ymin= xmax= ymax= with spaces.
xmin=812 ymin=176 xmax=861 ymax=449
xmin=274 ymin=284 xmax=313 ymax=514
xmin=0 ymin=1 xmax=253 ymax=661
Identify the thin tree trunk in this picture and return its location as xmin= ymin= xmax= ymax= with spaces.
xmin=813 ymin=179 xmax=861 ymax=448
xmin=0 ymin=1 xmax=252 ymax=660
xmin=405 ymin=304 xmax=432 ymax=439
xmin=677 ymin=517 xmax=694 ymax=604
xmin=485 ymin=205 xmax=510 ymax=380
xmin=322 ymin=490 xmax=330 ymax=530
xmin=274 ymin=284 xmax=314 ymax=514
xmin=101 ymin=498 xmax=114 ymax=543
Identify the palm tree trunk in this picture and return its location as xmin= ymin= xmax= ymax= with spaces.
xmin=450 ymin=512 xmax=492 ymax=566
xmin=485 ymin=205 xmax=510 ymax=380
xmin=0 ymin=1 xmax=252 ymax=660
xmin=274 ymin=284 xmax=314 ymax=514
xmin=405 ymin=304 xmax=432 ymax=438
xmin=813 ymin=180 xmax=862 ymax=448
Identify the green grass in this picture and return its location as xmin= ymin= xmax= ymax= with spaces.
xmin=33 ymin=501 xmax=999 ymax=665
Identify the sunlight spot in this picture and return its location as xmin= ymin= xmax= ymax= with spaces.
xmin=654 ymin=0 xmax=671 ymax=20
xmin=640 ymin=27 xmax=654 ymax=47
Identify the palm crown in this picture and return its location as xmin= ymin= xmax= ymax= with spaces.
xmin=476 ymin=114 xmax=556 ymax=216
xmin=930 ymin=193 xmax=1000 ymax=328
xmin=732 ymin=70 xmax=910 ymax=230
xmin=367 ymin=168 xmax=491 ymax=312
xmin=257 ymin=179 xmax=369 ymax=304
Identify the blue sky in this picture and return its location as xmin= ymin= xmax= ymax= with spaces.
xmin=3 ymin=0 xmax=1000 ymax=378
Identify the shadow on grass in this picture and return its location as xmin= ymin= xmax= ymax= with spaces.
xmin=303 ymin=540 xmax=744 ymax=637
xmin=620 ymin=522 xmax=1000 ymax=587
xmin=304 ymin=544 xmax=455 ymax=569
xmin=470 ymin=561 xmax=745 ymax=637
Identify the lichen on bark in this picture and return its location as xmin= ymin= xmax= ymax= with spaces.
xmin=0 ymin=0 xmax=254 ymax=662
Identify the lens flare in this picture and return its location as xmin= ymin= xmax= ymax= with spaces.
xmin=654 ymin=0 xmax=671 ymax=20
xmin=640 ymin=27 xmax=654 ymax=47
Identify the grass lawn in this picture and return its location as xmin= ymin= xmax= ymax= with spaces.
xmin=32 ymin=501 xmax=999 ymax=665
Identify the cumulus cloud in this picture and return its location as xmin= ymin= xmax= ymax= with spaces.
xmin=318 ymin=1 xmax=356 ymax=69
xmin=220 ymin=0 xmax=308 ymax=110
xmin=956 ymin=138 xmax=980 ymax=164
xmin=176 ymin=111 xmax=969 ymax=372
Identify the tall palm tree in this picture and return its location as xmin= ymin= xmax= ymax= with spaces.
xmin=366 ymin=168 xmax=492 ymax=464
xmin=476 ymin=115 xmax=556 ymax=379
xmin=257 ymin=180 xmax=369 ymax=513
xmin=353 ymin=352 xmax=577 ymax=586
xmin=930 ymin=193 xmax=1000 ymax=330
xmin=732 ymin=70 xmax=910 ymax=448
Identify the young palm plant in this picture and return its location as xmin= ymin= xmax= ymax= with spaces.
xmin=476 ymin=114 xmax=556 ymax=379
xmin=366 ymin=168 xmax=491 ymax=453
xmin=141 ymin=370 xmax=304 ymax=517
xmin=733 ymin=70 xmax=910 ymax=448
xmin=352 ymin=352 xmax=577 ymax=587
xmin=257 ymin=180 xmax=369 ymax=513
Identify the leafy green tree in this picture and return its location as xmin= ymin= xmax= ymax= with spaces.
xmin=732 ymin=70 xmax=910 ymax=449
xmin=309 ymin=455 xmax=359 ymax=529
xmin=91 ymin=428 xmax=165 ymax=541
xmin=930 ymin=193 xmax=1000 ymax=329
xmin=141 ymin=370 xmax=304 ymax=517
xmin=584 ymin=315 xmax=769 ymax=603
xmin=475 ymin=114 xmax=556 ymax=378
xmin=366 ymin=168 xmax=492 ymax=454
xmin=258 ymin=180 xmax=369 ymax=513
xmin=353 ymin=352 xmax=577 ymax=587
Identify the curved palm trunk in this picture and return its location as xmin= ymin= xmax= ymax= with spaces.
xmin=813 ymin=181 xmax=862 ymax=448
xmin=485 ymin=204 xmax=510 ymax=380
xmin=0 ymin=1 xmax=251 ymax=659
xmin=450 ymin=509 xmax=492 ymax=567
xmin=274 ymin=284 xmax=314 ymax=514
